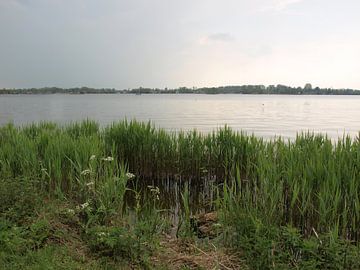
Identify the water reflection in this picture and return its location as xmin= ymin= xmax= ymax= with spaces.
xmin=126 ymin=177 xmax=218 ymax=224
xmin=0 ymin=94 xmax=359 ymax=139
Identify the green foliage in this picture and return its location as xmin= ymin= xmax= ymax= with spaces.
xmin=178 ymin=183 xmax=193 ymax=238
xmin=0 ymin=220 xmax=29 ymax=255
xmin=0 ymin=244 xmax=99 ymax=270
xmin=0 ymin=177 xmax=40 ymax=224
xmin=218 ymin=209 xmax=360 ymax=269
xmin=1 ymin=120 xmax=360 ymax=268
xmin=86 ymin=206 xmax=164 ymax=266
xmin=28 ymin=219 xmax=51 ymax=250
xmin=87 ymin=225 xmax=139 ymax=259
xmin=218 ymin=176 xmax=360 ymax=269
xmin=1 ymin=120 xmax=360 ymax=240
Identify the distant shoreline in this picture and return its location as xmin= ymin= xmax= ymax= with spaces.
xmin=1 ymin=85 xmax=360 ymax=95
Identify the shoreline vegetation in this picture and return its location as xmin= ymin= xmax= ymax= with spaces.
xmin=1 ymin=84 xmax=360 ymax=95
xmin=1 ymin=120 xmax=360 ymax=269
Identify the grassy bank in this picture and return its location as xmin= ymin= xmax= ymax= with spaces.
xmin=0 ymin=120 xmax=359 ymax=269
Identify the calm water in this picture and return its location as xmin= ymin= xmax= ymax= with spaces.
xmin=0 ymin=94 xmax=359 ymax=139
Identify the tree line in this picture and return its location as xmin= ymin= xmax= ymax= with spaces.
xmin=1 ymin=84 xmax=360 ymax=95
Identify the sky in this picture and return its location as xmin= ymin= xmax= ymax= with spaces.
xmin=0 ymin=0 xmax=359 ymax=89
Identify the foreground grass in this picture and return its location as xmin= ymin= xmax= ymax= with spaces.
xmin=0 ymin=177 xmax=240 ymax=269
xmin=0 ymin=120 xmax=360 ymax=269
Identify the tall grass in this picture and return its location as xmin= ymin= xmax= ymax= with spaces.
xmin=0 ymin=120 xmax=359 ymax=243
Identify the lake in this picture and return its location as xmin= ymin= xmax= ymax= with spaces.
xmin=0 ymin=94 xmax=359 ymax=139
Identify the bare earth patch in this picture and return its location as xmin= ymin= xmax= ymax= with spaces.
xmin=151 ymin=234 xmax=246 ymax=270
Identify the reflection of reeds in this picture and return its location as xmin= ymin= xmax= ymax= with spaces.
xmin=0 ymin=120 xmax=359 ymax=241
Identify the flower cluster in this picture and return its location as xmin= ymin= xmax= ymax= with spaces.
xmin=80 ymin=169 xmax=91 ymax=176
xmin=147 ymin=185 xmax=160 ymax=201
xmin=66 ymin=208 xmax=75 ymax=215
xmin=126 ymin=172 xmax=135 ymax=179
xmin=76 ymin=201 xmax=91 ymax=212
xmin=102 ymin=156 xmax=114 ymax=162
xmin=97 ymin=232 xmax=109 ymax=237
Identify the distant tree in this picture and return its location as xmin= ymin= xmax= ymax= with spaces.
xmin=304 ymin=83 xmax=312 ymax=90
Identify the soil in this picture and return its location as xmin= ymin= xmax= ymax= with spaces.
xmin=151 ymin=233 xmax=246 ymax=270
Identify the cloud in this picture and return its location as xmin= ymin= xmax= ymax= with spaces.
xmin=0 ymin=0 xmax=36 ymax=10
xmin=260 ymin=0 xmax=304 ymax=12
xmin=275 ymin=0 xmax=303 ymax=9
xmin=5 ymin=0 xmax=30 ymax=5
xmin=208 ymin=33 xmax=235 ymax=42
xmin=199 ymin=33 xmax=235 ymax=45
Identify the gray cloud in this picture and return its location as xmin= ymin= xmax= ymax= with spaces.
xmin=0 ymin=0 xmax=359 ymax=89
xmin=207 ymin=33 xmax=235 ymax=42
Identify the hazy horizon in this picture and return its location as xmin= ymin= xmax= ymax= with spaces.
xmin=2 ymin=84 xmax=360 ymax=91
xmin=1 ymin=0 xmax=359 ymax=90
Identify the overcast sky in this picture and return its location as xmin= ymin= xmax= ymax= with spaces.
xmin=0 ymin=0 xmax=359 ymax=89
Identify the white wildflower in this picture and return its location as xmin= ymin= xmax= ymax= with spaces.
xmin=80 ymin=202 xmax=90 ymax=209
xmin=126 ymin=172 xmax=135 ymax=179
xmin=66 ymin=209 xmax=75 ymax=215
xmin=90 ymin=155 xmax=96 ymax=161
xmin=80 ymin=169 xmax=91 ymax=176
xmin=147 ymin=185 xmax=160 ymax=200
xmin=102 ymin=156 xmax=114 ymax=162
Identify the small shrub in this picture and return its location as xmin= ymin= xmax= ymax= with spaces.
xmin=86 ymin=225 xmax=140 ymax=260
xmin=0 ymin=177 xmax=40 ymax=224
xmin=0 ymin=219 xmax=29 ymax=255
xmin=27 ymin=218 xmax=51 ymax=249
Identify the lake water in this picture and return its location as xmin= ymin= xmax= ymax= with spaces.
xmin=0 ymin=94 xmax=359 ymax=139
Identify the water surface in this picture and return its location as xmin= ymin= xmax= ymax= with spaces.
xmin=0 ymin=94 xmax=359 ymax=139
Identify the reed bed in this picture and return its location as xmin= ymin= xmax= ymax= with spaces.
xmin=0 ymin=120 xmax=359 ymax=244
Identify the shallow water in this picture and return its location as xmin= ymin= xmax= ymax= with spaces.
xmin=0 ymin=94 xmax=359 ymax=139
xmin=126 ymin=176 xmax=218 ymax=224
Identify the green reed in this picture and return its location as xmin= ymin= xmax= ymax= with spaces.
xmin=0 ymin=120 xmax=359 ymax=243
